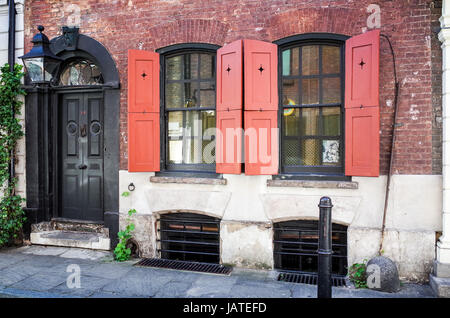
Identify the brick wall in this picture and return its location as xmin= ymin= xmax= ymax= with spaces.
xmin=24 ymin=0 xmax=441 ymax=175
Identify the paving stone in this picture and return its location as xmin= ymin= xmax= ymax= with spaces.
xmin=186 ymin=275 xmax=239 ymax=297
xmin=229 ymin=280 xmax=292 ymax=298
xmin=58 ymin=248 xmax=112 ymax=261
xmin=49 ymin=275 xmax=112 ymax=296
xmin=18 ymin=245 xmax=68 ymax=256
xmin=100 ymin=268 xmax=174 ymax=297
xmin=10 ymin=273 xmax=67 ymax=292
xmin=154 ymin=281 xmax=193 ymax=298
xmin=0 ymin=265 xmax=42 ymax=287
xmin=76 ymin=262 xmax=133 ymax=280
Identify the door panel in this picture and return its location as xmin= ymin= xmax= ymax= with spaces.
xmin=61 ymin=92 xmax=104 ymax=221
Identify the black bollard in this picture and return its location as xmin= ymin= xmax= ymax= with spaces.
xmin=318 ymin=196 xmax=333 ymax=298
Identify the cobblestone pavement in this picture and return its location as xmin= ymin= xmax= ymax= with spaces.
xmin=0 ymin=246 xmax=436 ymax=298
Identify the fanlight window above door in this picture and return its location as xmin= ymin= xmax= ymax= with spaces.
xmin=59 ymin=59 xmax=104 ymax=86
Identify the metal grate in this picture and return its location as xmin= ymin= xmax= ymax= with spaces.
xmin=273 ymin=220 xmax=348 ymax=275
xmin=277 ymin=271 xmax=347 ymax=287
xmin=158 ymin=213 xmax=221 ymax=264
xmin=135 ymin=258 xmax=232 ymax=275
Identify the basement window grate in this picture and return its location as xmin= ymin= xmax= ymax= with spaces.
xmin=134 ymin=258 xmax=232 ymax=275
xmin=157 ymin=213 xmax=221 ymax=264
xmin=277 ymin=271 xmax=347 ymax=287
xmin=273 ymin=220 xmax=348 ymax=276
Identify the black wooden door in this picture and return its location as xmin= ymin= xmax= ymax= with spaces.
xmin=60 ymin=92 xmax=104 ymax=221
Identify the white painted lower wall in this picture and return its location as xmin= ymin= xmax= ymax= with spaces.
xmin=119 ymin=171 xmax=442 ymax=281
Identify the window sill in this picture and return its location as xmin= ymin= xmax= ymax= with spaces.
xmin=150 ymin=176 xmax=227 ymax=185
xmin=267 ymin=179 xmax=358 ymax=189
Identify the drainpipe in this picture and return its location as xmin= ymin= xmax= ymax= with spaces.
xmin=7 ymin=0 xmax=16 ymax=190
xmin=437 ymin=0 xmax=450 ymax=267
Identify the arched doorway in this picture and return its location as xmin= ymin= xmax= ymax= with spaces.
xmin=50 ymin=32 xmax=120 ymax=224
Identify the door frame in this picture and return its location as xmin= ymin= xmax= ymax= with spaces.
xmin=24 ymin=30 xmax=120 ymax=247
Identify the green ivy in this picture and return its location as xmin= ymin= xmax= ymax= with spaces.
xmin=0 ymin=63 xmax=26 ymax=247
xmin=114 ymin=191 xmax=137 ymax=261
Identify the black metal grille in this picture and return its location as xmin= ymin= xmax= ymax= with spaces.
xmin=273 ymin=220 xmax=348 ymax=275
xmin=158 ymin=213 xmax=221 ymax=264
xmin=135 ymin=258 xmax=232 ymax=275
xmin=277 ymin=271 xmax=347 ymax=287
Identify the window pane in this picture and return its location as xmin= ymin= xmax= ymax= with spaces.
xmin=302 ymin=79 xmax=319 ymax=105
xmin=322 ymin=46 xmax=340 ymax=74
xmin=283 ymin=139 xmax=300 ymax=165
xmin=201 ymin=111 xmax=216 ymax=164
xmin=323 ymin=77 xmax=341 ymax=104
xmin=199 ymin=81 xmax=215 ymax=107
xmin=322 ymin=140 xmax=340 ymax=165
xmin=283 ymin=108 xmax=299 ymax=137
xmin=302 ymin=45 xmax=319 ymax=75
xmin=200 ymin=54 xmax=215 ymax=79
xmin=166 ymin=55 xmax=182 ymax=80
xmin=184 ymin=82 xmax=198 ymax=107
xmin=59 ymin=59 xmax=103 ymax=86
xmin=283 ymin=79 xmax=299 ymax=106
xmin=168 ymin=111 xmax=183 ymax=164
xmin=184 ymin=54 xmax=198 ymax=80
xmin=282 ymin=47 xmax=299 ymax=76
xmin=301 ymin=139 xmax=320 ymax=165
xmin=182 ymin=111 xmax=216 ymax=164
xmin=322 ymin=107 xmax=341 ymax=136
xmin=166 ymin=83 xmax=183 ymax=108
xmin=300 ymin=108 xmax=319 ymax=136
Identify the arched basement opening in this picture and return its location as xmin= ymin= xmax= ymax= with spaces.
xmin=273 ymin=219 xmax=348 ymax=276
xmin=158 ymin=212 xmax=221 ymax=264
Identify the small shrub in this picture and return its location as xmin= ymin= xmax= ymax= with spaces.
xmin=349 ymin=260 xmax=368 ymax=288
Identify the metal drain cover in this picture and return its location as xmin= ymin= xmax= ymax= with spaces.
xmin=135 ymin=258 xmax=233 ymax=275
xmin=277 ymin=271 xmax=347 ymax=287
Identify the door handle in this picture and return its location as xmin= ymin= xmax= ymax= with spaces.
xmin=80 ymin=124 xmax=87 ymax=137
xmin=78 ymin=164 xmax=88 ymax=170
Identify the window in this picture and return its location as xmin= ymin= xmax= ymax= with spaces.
xmin=59 ymin=59 xmax=103 ymax=85
xmin=158 ymin=213 xmax=220 ymax=264
xmin=162 ymin=49 xmax=217 ymax=172
xmin=273 ymin=220 xmax=348 ymax=275
xmin=280 ymin=41 xmax=344 ymax=176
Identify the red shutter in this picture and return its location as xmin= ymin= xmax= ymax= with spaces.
xmin=216 ymin=110 xmax=243 ymax=174
xmin=244 ymin=110 xmax=278 ymax=175
xmin=344 ymin=30 xmax=380 ymax=177
xmin=243 ymin=40 xmax=278 ymax=175
xmin=216 ymin=40 xmax=244 ymax=174
xmin=345 ymin=107 xmax=379 ymax=177
xmin=243 ymin=39 xmax=278 ymax=111
xmin=128 ymin=50 xmax=160 ymax=172
xmin=128 ymin=113 xmax=160 ymax=172
xmin=216 ymin=40 xmax=243 ymax=112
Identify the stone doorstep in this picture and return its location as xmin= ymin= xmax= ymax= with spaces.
xmin=429 ymin=274 xmax=450 ymax=298
xmin=30 ymin=231 xmax=110 ymax=251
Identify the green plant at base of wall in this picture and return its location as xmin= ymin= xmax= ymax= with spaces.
xmin=0 ymin=64 xmax=26 ymax=247
xmin=114 ymin=191 xmax=137 ymax=261
xmin=349 ymin=260 xmax=368 ymax=288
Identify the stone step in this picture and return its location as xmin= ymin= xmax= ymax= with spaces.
xmin=30 ymin=230 xmax=110 ymax=251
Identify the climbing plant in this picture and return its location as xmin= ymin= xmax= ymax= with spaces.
xmin=0 ymin=63 xmax=26 ymax=247
xmin=114 ymin=191 xmax=137 ymax=261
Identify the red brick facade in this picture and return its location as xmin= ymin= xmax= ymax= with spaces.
xmin=24 ymin=0 xmax=441 ymax=175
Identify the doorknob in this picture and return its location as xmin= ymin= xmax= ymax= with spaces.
xmin=78 ymin=164 xmax=88 ymax=170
